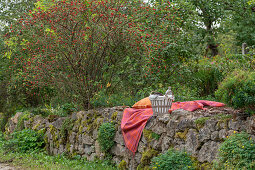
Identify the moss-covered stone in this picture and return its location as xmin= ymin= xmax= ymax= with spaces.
xmin=214 ymin=114 xmax=232 ymax=122
xmin=49 ymin=124 xmax=56 ymax=135
xmin=83 ymin=115 xmax=103 ymax=135
xmin=137 ymin=165 xmax=152 ymax=170
xmin=47 ymin=115 xmax=59 ymax=122
xmin=55 ymin=140 xmax=60 ymax=148
xmin=175 ymin=129 xmax=189 ymax=140
xmin=66 ymin=143 xmax=71 ymax=153
xmin=60 ymin=118 xmax=74 ymax=140
xmin=15 ymin=113 xmax=31 ymax=131
xmin=38 ymin=127 xmax=46 ymax=135
xmin=191 ymin=156 xmax=213 ymax=170
xmin=143 ymin=129 xmax=160 ymax=144
xmin=32 ymin=120 xmax=42 ymax=130
xmin=44 ymin=135 xmax=49 ymax=145
xmin=49 ymin=125 xmax=59 ymax=143
xmin=214 ymin=114 xmax=232 ymax=130
xmin=118 ymin=160 xmax=127 ymax=170
xmin=200 ymin=162 xmax=213 ymax=169
xmin=75 ymin=118 xmax=82 ymax=125
xmin=217 ymin=119 xmax=229 ymax=129
xmin=191 ymin=156 xmax=201 ymax=169
xmin=195 ymin=117 xmax=210 ymax=129
xmin=78 ymin=125 xmax=83 ymax=134
xmin=28 ymin=116 xmax=34 ymax=124
xmin=111 ymin=111 xmax=118 ymax=120
xmin=140 ymin=148 xmax=158 ymax=168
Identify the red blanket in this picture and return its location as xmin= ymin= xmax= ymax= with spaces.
xmin=121 ymin=100 xmax=225 ymax=154
xmin=121 ymin=108 xmax=153 ymax=154
xmin=171 ymin=100 xmax=225 ymax=112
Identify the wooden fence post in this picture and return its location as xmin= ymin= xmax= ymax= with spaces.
xmin=242 ymin=43 xmax=248 ymax=55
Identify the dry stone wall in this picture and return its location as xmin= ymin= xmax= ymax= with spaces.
xmin=6 ymin=107 xmax=255 ymax=169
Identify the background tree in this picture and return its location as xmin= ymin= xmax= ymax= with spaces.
xmin=229 ymin=0 xmax=255 ymax=46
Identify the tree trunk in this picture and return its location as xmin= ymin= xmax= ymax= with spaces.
xmin=205 ymin=22 xmax=218 ymax=57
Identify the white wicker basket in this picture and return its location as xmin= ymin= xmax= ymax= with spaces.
xmin=149 ymin=87 xmax=174 ymax=116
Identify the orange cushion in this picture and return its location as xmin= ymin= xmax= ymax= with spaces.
xmin=132 ymin=97 xmax=152 ymax=109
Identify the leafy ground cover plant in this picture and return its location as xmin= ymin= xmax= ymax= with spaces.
xmin=3 ymin=129 xmax=45 ymax=152
xmin=215 ymin=132 xmax=255 ymax=169
xmin=98 ymin=122 xmax=116 ymax=152
xmin=150 ymin=148 xmax=194 ymax=170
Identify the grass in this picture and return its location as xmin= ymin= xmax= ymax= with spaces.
xmin=0 ymin=147 xmax=116 ymax=170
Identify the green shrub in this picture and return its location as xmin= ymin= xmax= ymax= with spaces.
xmin=0 ymin=131 xmax=4 ymax=141
xmin=186 ymin=58 xmax=224 ymax=97
xmin=215 ymin=69 xmax=255 ymax=113
xmin=98 ymin=122 xmax=116 ymax=152
xmin=180 ymin=54 xmax=254 ymax=99
xmin=0 ymin=131 xmax=5 ymax=148
xmin=170 ymin=84 xmax=199 ymax=102
xmin=215 ymin=132 xmax=255 ymax=169
xmin=8 ymin=74 xmax=56 ymax=107
xmin=60 ymin=103 xmax=77 ymax=115
xmin=3 ymin=129 xmax=45 ymax=152
xmin=150 ymin=148 xmax=195 ymax=170
xmin=0 ymin=112 xmax=8 ymax=132
xmin=90 ymin=89 xmax=141 ymax=108
xmin=28 ymin=102 xmax=77 ymax=118
xmin=195 ymin=67 xmax=223 ymax=97
xmin=30 ymin=106 xmax=53 ymax=117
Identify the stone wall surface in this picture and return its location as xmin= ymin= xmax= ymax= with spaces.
xmin=6 ymin=106 xmax=255 ymax=169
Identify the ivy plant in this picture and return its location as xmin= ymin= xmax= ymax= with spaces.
xmin=98 ymin=122 xmax=116 ymax=152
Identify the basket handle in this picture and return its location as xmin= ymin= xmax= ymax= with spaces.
xmin=150 ymin=91 xmax=164 ymax=96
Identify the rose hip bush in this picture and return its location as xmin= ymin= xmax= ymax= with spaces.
xmin=6 ymin=0 xmax=183 ymax=109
